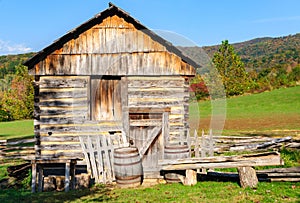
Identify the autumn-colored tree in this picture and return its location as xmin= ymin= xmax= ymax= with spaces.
xmin=213 ymin=40 xmax=250 ymax=96
xmin=189 ymin=74 xmax=209 ymax=100
xmin=0 ymin=65 xmax=34 ymax=120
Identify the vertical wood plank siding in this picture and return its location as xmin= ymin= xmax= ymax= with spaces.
xmin=33 ymin=15 xmax=194 ymax=76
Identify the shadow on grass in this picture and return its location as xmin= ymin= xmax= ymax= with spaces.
xmin=0 ymin=185 xmax=113 ymax=203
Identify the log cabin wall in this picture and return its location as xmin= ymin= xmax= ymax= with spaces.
xmin=127 ymin=76 xmax=190 ymax=144
xmin=27 ymin=6 xmax=196 ymax=160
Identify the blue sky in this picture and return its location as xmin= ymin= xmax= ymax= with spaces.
xmin=0 ymin=0 xmax=300 ymax=55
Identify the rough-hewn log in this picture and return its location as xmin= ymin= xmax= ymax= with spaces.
xmin=178 ymin=170 xmax=197 ymax=186
xmin=238 ymin=166 xmax=258 ymax=188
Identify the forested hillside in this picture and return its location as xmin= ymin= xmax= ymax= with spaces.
xmin=181 ymin=33 xmax=300 ymax=99
xmin=202 ymin=33 xmax=300 ymax=72
xmin=0 ymin=53 xmax=34 ymax=79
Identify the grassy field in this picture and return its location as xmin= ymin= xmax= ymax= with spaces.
xmin=0 ymin=120 xmax=33 ymax=140
xmin=190 ymin=86 xmax=300 ymax=136
xmin=0 ymin=181 xmax=299 ymax=203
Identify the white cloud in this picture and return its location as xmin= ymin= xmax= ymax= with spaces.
xmin=0 ymin=39 xmax=32 ymax=55
xmin=253 ymin=16 xmax=300 ymax=23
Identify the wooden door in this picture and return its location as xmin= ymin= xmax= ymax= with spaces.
xmin=129 ymin=110 xmax=169 ymax=174
xmin=91 ymin=77 xmax=122 ymax=121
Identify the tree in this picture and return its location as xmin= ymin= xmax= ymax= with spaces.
xmin=212 ymin=40 xmax=250 ymax=96
xmin=189 ymin=74 xmax=209 ymax=100
xmin=0 ymin=65 xmax=34 ymax=120
xmin=289 ymin=65 xmax=300 ymax=83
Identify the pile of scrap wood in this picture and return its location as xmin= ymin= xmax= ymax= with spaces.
xmin=212 ymin=136 xmax=299 ymax=153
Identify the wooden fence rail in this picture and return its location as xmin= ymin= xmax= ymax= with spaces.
xmin=0 ymin=138 xmax=35 ymax=160
xmin=188 ymin=130 xmax=299 ymax=155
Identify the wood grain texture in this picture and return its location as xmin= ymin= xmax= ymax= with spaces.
xmin=32 ymin=15 xmax=195 ymax=76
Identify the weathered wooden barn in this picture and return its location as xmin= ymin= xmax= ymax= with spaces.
xmin=25 ymin=3 xmax=198 ymax=182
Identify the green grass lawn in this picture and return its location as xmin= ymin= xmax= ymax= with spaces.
xmin=0 ymin=181 xmax=299 ymax=203
xmin=0 ymin=120 xmax=34 ymax=140
xmin=190 ymin=86 xmax=300 ymax=135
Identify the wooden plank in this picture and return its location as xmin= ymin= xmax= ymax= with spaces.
xmin=194 ymin=130 xmax=199 ymax=158
xmin=39 ymin=76 xmax=88 ymax=88
xmin=121 ymin=77 xmax=129 ymax=141
xmin=162 ymin=112 xmax=169 ymax=155
xmin=87 ymin=136 xmax=99 ymax=182
xmin=129 ymin=107 xmax=171 ymax=113
xmin=31 ymin=162 xmax=37 ymax=193
xmin=37 ymin=50 xmax=195 ymax=76
xmin=139 ymin=126 xmax=162 ymax=156
xmin=256 ymin=167 xmax=300 ymax=173
xmin=40 ymin=136 xmax=79 ymax=142
xmin=1 ymin=146 xmax=34 ymax=152
xmin=160 ymin=152 xmax=283 ymax=170
xmin=128 ymin=87 xmax=187 ymax=93
xmin=39 ymin=89 xmax=87 ymax=99
xmin=102 ymin=136 xmax=113 ymax=183
xmin=39 ymin=144 xmax=81 ymax=151
xmin=79 ymin=136 xmax=91 ymax=175
xmin=6 ymin=138 xmax=35 ymax=146
xmin=39 ymin=124 xmax=122 ymax=133
xmin=128 ymin=78 xmax=185 ymax=88
xmin=94 ymin=136 xmax=103 ymax=183
xmin=130 ymin=120 xmax=161 ymax=127
xmin=107 ymin=137 xmax=116 ymax=181
xmin=39 ymin=99 xmax=87 ymax=107
xmin=38 ymin=165 xmax=43 ymax=192
xmin=65 ymin=161 xmax=71 ymax=192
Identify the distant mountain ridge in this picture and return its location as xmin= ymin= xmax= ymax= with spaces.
xmin=180 ymin=33 xmax=300 ymax=72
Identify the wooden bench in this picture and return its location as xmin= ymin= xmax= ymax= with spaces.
xmin=159 ymin=151 xmax=283 ymax=188
xmin=31 ymin=159 xmax=77 ymax=192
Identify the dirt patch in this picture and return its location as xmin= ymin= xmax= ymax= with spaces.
xmin=192 ymin=114 xmax=300 ymax=137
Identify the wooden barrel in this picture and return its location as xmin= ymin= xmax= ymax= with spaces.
xmin=113 ymin=147 xmax=143 ymax=188
xmin=164 ymin=145 xmax=190 ymax=159
xmin=164 ymin=145 xmax=190 ymax=183
xmin=164 ymin=173 xmax=182 ymax=183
